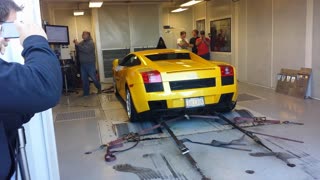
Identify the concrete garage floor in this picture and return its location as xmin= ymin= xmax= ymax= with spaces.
xmin=53 ymin=82 xmax=320 ymax=180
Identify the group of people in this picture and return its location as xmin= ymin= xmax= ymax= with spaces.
xmin=177 ymin=29 xmax=211 ymax=60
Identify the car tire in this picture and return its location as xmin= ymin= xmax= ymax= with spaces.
xmin=126 ymin=87 xmax=139 ymax=122
xmin=219 ymin=101 xmax=237 ymax=113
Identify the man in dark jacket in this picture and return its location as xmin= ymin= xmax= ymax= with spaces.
xmin=189 ymin=29 xmax=199 ymax=54
xmin=73 ymin=31 xmax=101 ymax=96
xmin=0 ymin=0 xmax=62 ymax=179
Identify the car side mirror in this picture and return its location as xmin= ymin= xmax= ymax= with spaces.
xmin=113 ymin=59 xmax=119 ymax=66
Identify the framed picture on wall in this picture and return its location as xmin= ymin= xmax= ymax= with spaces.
xmin=196 ymin=19 xmax=205 ymax=31
xmin=210 ymin=18 xmax=231 ymax=52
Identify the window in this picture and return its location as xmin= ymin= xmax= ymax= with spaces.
xmin=196 ymin=19 xmax=205 ymax=31
xmin=146 ymin=53 xmax=191 ymax=61
xmin=210 ymin=18 xmax=231 ymax=52
xmin=120 ymin=55 xmax=141 ymax=67
xmin=102 ymin=49 xmax=130 ymax=78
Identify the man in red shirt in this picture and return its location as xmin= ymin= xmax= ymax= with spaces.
xmin=196 ymin=30 xmax=211 ymax=60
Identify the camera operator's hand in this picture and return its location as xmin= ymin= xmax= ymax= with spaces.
xmin=0 ymin=37 xmax=9 ymax=55
xmin=73 ymin=39 xmax=79 ymax=45
xmin=15 ymin=22 xmax=47 ymax=45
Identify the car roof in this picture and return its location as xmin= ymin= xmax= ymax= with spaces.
xmin=133 ymin=49 xmax=190 ymax=57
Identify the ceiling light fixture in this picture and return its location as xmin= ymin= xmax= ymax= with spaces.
xmin=171 ymin=8 xmax=188 ymax=13
xmin=73 ymin=10 xmax=85 ymax=16
xmin=89 ymin=1 xmax=103 ymax=8
xmin=180 ymin=0 xmax=202 ymax=7
xmin=74 ymin=4 xmax=84 ymax=16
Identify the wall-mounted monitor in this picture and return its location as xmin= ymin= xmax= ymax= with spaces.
xmin=44 ymin=25 xmax=70 ymax=45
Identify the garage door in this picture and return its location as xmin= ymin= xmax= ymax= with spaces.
xmin=98 ymin=4 xmax=160 ymax=78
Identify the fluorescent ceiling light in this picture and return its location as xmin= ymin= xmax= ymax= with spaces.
xmin=171 ymin=8 xmax=188 ymax=13
xmin=73 ymin=10 xmax=84 ymax=16
xmin=89 ymin=2 xmax=103 ymax=8
xmin=180 ymin=0 xmax=202 ymax=7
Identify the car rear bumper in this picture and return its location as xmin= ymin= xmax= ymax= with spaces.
xmin=129 ymin=81 xmax=237 ymax=113
xmin=138 ymin=99 xmax=236 ymax=120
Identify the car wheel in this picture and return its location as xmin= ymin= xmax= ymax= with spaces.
xmin=218 ymin=101 xmax=237 ymax=113
xmin=126 ymin=88 xmax=139 ymax=122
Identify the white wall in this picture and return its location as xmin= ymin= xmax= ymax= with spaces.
xmin=43 ymin=3 xmax=93 ymax=51
xmin=161 ymin=8 xmax=193 ymax=49
xmin=312 ymin=0 xmax=320 ymax=99
xmin=97 ymin=4 xmax=160 ymax=50
xmin=54 ymin=9 xmax=92 ymax=47
xmin=237 ymin=0 xmax=248 ymax=82
xmin=98 ymin=5 xmax=130 ymax=49
xmin=246 ymin=0 xmax=272 ymax=87
xmin=129 ymin=5 xmax=160 ymax=48
xmin=272 ymin=0 xmax=307 ymax=87
xmin=40 ymin=1 xmax=50 ymax=22
xmin=168 ymin=0 xmax=320 ymax=98
xmin=239 ymin=0 xmax=313 ymax=92
xmin=238 ymin=0 xmax=319 ymax=98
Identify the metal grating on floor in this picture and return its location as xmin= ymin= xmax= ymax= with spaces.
xmin=114 ymin=121 xmax=162 ymax=137
xmin=58 ymin=95 xmax=101 ymax=107
xmin=55 ymin=110 xmax=96 ymax=122
xmin=238 ymin=93 xmax=262 ymax=102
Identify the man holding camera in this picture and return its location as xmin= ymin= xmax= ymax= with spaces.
xmin=73 ymin=31 xmax=101 ymax=96
xmin=196 ymin=30 xmax=211 ymax=60
xmin=0 ymin=0 xmax=62 ymax=179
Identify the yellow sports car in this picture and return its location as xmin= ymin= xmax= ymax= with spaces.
xmin=112 ymin=49 xmax=237 ymax=121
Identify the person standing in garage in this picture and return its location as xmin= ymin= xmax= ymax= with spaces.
xmin=0 ymin=0 xmax=62 ymax=179
xmin=177 ymin=31 xmax=189 ymax=49
xmin=196 ymin=30 xmax=211 ymax=60
xmin=73 ymin=31 xmax=101 ymax=96
xmin=189 ymin=29 xmax=199 ymax=54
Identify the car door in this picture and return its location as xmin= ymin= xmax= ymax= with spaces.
xmin=117 ymin=54 xmax=141 ymax=96
xmin=114 ymin=54 xmax=132 ymax=96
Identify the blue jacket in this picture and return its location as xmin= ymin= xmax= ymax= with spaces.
xmin=0 ymin=35 xmax=62 ymax=179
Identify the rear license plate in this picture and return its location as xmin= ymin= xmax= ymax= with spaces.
xmin=185 ymin=97 xmax=205 ymax=108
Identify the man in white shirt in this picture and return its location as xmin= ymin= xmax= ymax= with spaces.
xmin=177 ymin=31 xmax=189 ymax=49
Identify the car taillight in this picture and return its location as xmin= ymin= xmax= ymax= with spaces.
xmin=141 ymin=70 xmax=162 ymax=83
xmin=219 ymin=65 xmax=234 ymax=77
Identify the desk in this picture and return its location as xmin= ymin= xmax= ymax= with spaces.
xmin=60 ymin=59 xmax=78 ymax=95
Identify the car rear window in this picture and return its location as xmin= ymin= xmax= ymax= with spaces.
xmin=146 ymin=53 xmax=191 ymax=61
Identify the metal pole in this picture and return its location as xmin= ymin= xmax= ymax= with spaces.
xmin=64 ymin=68 xmax=68 ymax=95
xmin=17 ymin=127 xmax=31 ymax=180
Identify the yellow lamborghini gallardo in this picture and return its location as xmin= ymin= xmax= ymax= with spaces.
xmin=112 ymin=49 xmax=237 ymax=121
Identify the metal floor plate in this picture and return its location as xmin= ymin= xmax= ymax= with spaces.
xmin=114 ymin=121 xmax=163 ymax=137
xmin=99 ymin=107 xmax=269 ymax=145
xmin=238 ymin=93 xmax=262 ymax=102
xmin=59 ymin=95 xmax=101 ymax=107
xmin=55 ymin=109 xmax=96 ymax=122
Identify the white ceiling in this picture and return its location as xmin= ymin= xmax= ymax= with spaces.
xmin=41 ymin=0 xmax=184 ymax=8
xmin=42 ymin=0 xmax=179 ymax=3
